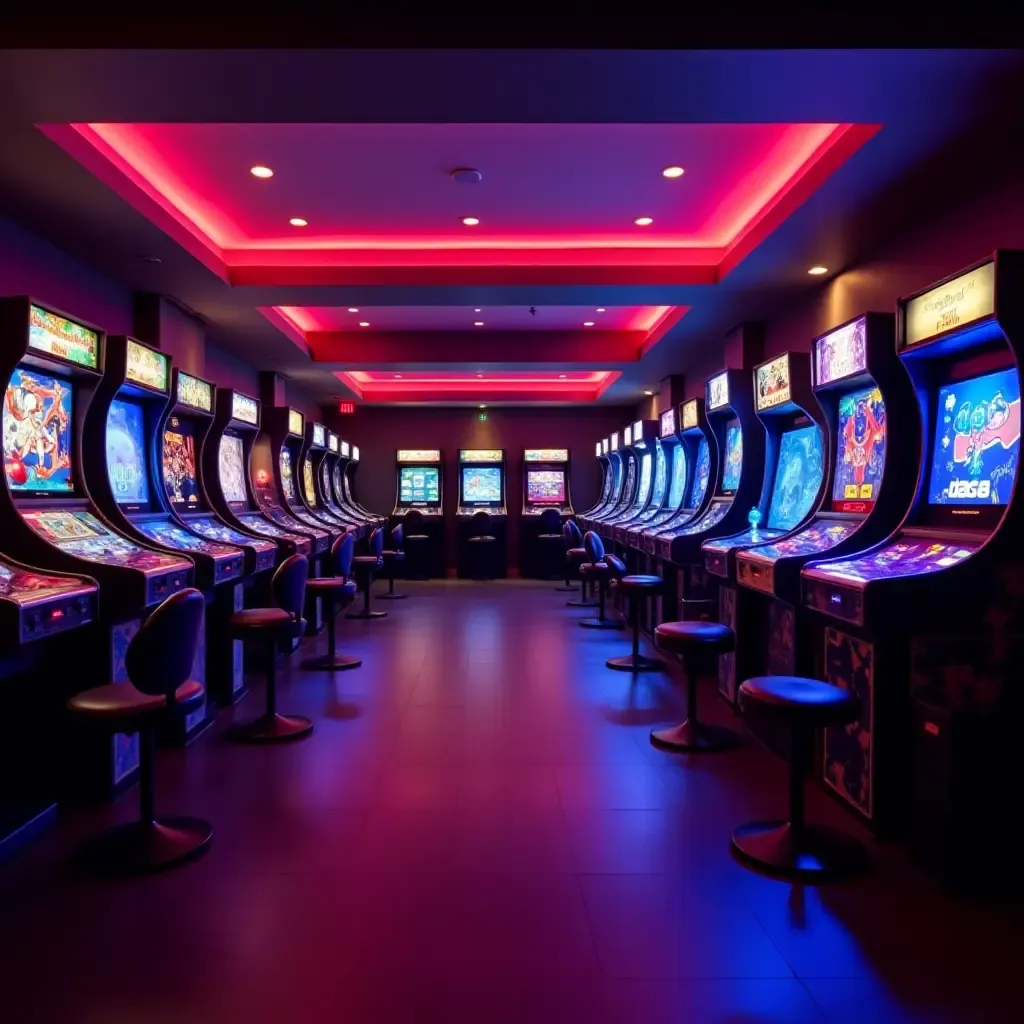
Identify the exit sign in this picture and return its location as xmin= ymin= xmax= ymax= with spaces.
xmin=478 ymin=412 xmax=488 ymax=421
xmin=338 ymin=401 xmax=355 ymax=415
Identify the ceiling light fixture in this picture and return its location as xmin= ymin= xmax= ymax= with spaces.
xmin=347 ymin=307 xmax=359 ymax=313
xmin=358 ymin=321 xmax=370 ymax=327
xmin=596 ymin=308 xmax=606 ymax=313
xmin=461 ymin=216 xmax=480 ymax=226
xmin=476 ymin=373 xmax=484 ymax=378
xmin=250 ymin=165 xmax=274 ymax=178
xmin=288 ymin=217 xmax=308 ymax=227
xmin=559 ymin=374 xmax=567 ymax=379
xmin=474 ymin=321 xmax=484 ymax=327
xmin=479 ymin=404 xmax=487 ymax=409
xmin=808 ymin=265 xmax=829 ymax=275
xmin=634 ymin=216 xmax=653 ymax=226
xmin=644 ymin=390 xmax=654 ymax=396
xmin=474 ymin=308 xmax=482 ymax=313
xmin=583 ymin=321 xmax=595 ymax=327
xmin=394 ymin=374 xmax=402 ymax=378
xmin=662 ymin=166 xmax=685 ymax=178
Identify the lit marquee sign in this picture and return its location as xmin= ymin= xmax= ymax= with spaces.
xmin=623 ymin=425 xmax=632 ymax=445
xmin=610 ymin=432 xmax=619 ymax=451
xmin=312 ymin=423 xmax=326 ymax=447
xmin=28 ymin=305 xmax=99 ymax=369
xmin=177 ymin=371 xmax=212 ymax=412
xmin=125 ymin=339 xmax=169 ymax=393
xmin=327 ymin=432 xmax=339 ymax=453
xmin=659 ymin=409 xmax=676 ymax=437
xmin=904 ymin=261 xmax=995 ymax=347
xmin=681 ymin=400 xmax=698 ymax=430
xmin=814 ymin=317 xmax=867 ymax=387
xmin=525 ymin=449 xmax=569 ymax=462
xmin=231 ymin=392 xmax=259 ymax=425
xmin=755 ymin=354 xmax=792 ymax=411
xmin=595 ymin=441 xmax=602 ymax=457
xmin=460 ymin=449 xmax=503 ymax=463
xmin=397 ymin=449 xmax=440 ymax=462
xmin=340 ymin=441 xmax=351 ymax=456
xmin=602 ymin=438 xmax=609 ymax=454
xmin=706 ymin=372 xmax=729 ymax=411
xmin=287 ymin=409 xmax=304 ymax=436
xmin=352 ymin=446 xmax=360 ymax=461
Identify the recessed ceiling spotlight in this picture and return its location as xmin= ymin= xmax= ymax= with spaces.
xmin=461 ymin=216 xmax=480 ymax=226
xmin=662 ymin=166 xmax=685 ymax=178
xmin=394 ymin=374 xmax=402 ymax=378
xmin=347 ymin=307 xmax=359 ymax=313
xmin=358 ymin=321 xmax=370 ymax=327
xmin=559 ymin=374 xmax=567 ymax=379
xmin=250 ymin=165 xmax=274 ymax=178
xmin=474 ymin=321 xmax=485 ymax=327
xmin=808 ymin=265 xmax=829 ymax=275
xmin=289 ymin=217 xmax=308 ymax=227
xmin=476 ymin=373 xmax=484 ymax=378
xmin=634 ymin=216 xmax=653 ymax=226
xmin=583 ymin=321 xmax=595 ymax=327
xmin=479 ymin=404 xmax=487 ymax=409
xmin=644 ymin=390 xmax=654 ymax=396
xmin=474 ymin=308 xmax=482 ymax=313
xmin=596 ymin=307 xmax=606 ymax=313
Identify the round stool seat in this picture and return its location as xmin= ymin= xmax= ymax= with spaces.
xmin=567 ymin=546 xmax=587 ymax=558
xmin=468 ymin=535 xmax=496 ymax=543
xmin=603 ymin=554 xmax=626 ymax=576
xmin=619 ymin=574 xmax=663 ymax=592
xmin=306 ymin=578 xmax=358 ymax=597
xmin=739 ymin=676 xmax=859 ymax=728
xmin=406 ymin=534 xmax=430 ymax=541
xmin=655 ymin=620 xmax=735 ymax=656
xmin=580 ymin=561 xmax=611 ymax=576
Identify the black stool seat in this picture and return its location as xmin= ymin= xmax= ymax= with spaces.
xmin=306 ymin=578 xmax=358 ymax=597
xmin=619 ymin=574 xmax=663 ymax=590
xmin=353 ymin=554 xmax=382 ymax=563
xmin=580 ymin=561 xmax=611 ymax=576
xmin=731 ymin=675 xmax=867 ymax=881
xmin=304 ymin=534 xmax=362 ymax=672
xmin=650 ymin=620 xmax=737 ymax=753
xmin=468 ymin=535 xmax=496 ymax=543
xmin=230 ymin=606 xmax=306 ymax=638
xmin=69 ymin=679 xmax=204 ymax=721
xmin=406 ymin=534 xmax=430 ymax=540
xmin=567 ymin=546 xmax=587 ymax=558
xmin=606 ymin=570 xmax=665 ymax=672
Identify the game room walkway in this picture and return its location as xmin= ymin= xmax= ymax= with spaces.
xmin=0 ymin=580 xmax=1020 ymax=1022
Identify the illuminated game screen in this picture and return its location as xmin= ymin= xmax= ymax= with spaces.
xmin=690 ymin=438 xmax=711 ymax=508
xmin=219 ymin=434 xmax=248 ymax=504
xmin=929 ymin=367 xmax=1020 ymax=506
xmin=163 ymin=418 xmax=200 ymax=511
xmin=721 ymin=421 xmax=742 ymax=493
xmin=666 ymin=445 xmax=686 ymax=510
xmin=106 ymin=399 xmax=150 ymax=506
xmin=649 ymin=447 xmax=667 ymax=505
xmin=303 ymin=458 xmax=316 ymax=505
xmin=833 ymin=387 xmax=886 ymax=511
xmin=634 ymin=452 xmax=652 ymax=505
xmin=280 ymin=449 xmax=296 ymax=500
xmin=400 ymin=466 xmax=440 ymax=503
xmin=767 ymin=425 xmax=824 ymax=531
xmin=462 ymin=465 xmax=501 ymax=503
xmin=4 ymin=368 xmax=74 ymax=494
xmin=527 ymin=469 xmax=565 ymax=503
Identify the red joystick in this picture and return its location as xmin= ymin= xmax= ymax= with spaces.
xmin=6 ymin=457 xmax=27 ymax=485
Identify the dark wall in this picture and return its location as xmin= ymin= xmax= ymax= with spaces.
xmin=323 ymin=405 xmax=632 ymax=572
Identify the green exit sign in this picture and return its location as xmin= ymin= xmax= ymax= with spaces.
xmin=478 ymin=412 xmax=488 ymax=421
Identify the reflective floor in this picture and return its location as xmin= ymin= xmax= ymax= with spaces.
xmin=0 ymin=580 xmax=1020 ymax=1022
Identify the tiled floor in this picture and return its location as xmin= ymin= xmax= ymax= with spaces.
xmin=1 ymin=580 xmax=1020 ymax=1022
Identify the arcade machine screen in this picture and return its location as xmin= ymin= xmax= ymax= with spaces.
xmin=302 ymin=458 xmax=316 ymax=505
xmin=928 ymin=367 xmax=1019 ymax=506
xmin=163 ymin=418 xmax=200 ymax=511
xmin=400 ymin=466 xmax=440 ymax=503
xmin=766 ymin=424 xmax=825 ymax=532
xmin=463 ymin=466 xmax=502 ymax=503
xmin=4 ymin=368 xmax=74 ymax=494
xmin=526 ymin=469 xmax=565 ymax=504
xmin=219 ymin=435 xmax=248 ymax=504
xmin=721 ymin=421 xmax=742 ymax=493
xmin=636 ymin=452 xmax=652 ymax=503
xmin=106 ymin=399 xmax=149 ymax=506
xmin=690 ymin=438 xmax=711 ymax=508
xmin=280 ymin=449 xmax=296 ymax=501
xmin=666 ymin=445 xmax=687 ymax=509
xmin=833 ymin=387 xmax=886 ymax=512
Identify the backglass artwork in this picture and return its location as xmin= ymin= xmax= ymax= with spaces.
xmin=4 ymin=367 xmax=74 ymax=493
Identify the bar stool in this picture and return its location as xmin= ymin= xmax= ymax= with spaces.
xmin=347 ymin=527 xmax=387 ymax=619
xmin=564 ymin=520 xmax=596 ymax=606
xmin=536 ymin=507 xmax=564 ymax=579
xmin=379 ymin=524 xmax=407 ymax=600
xmin=579 ymin=531 xmax=624 ymax=630
xmin=226 ymin=554 xmax=312 ymax=743
xmin=467 ymin=511 xmax=498 ymax=580
xmin=402 ymin=509 xmax=431 ymax=580
xmin=302 ymin=533 xmax=360 ymax=671
xmin=67 ymin=588 xmax=212 ymax=874
xmin=731 ymin=675 xmax=869 ymax=880
xmin=607 ymin=574 xmax=665 ymax=672
xmin=650 ymin=621 xmax=738 ymax=752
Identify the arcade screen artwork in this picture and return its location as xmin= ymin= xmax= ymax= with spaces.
xmin=280 ymin=449 xmax=296 ymax=500
xmin=400 ymin=466 xmax=440 ymax=503
xmin=303 ymin=458 xmax=316 ymax=505
xmin=635 ymin=452 xmax=652 ymax=505
xmin=815 ymin=317 xmax=867 ymax=386
xmin=666 ymin=445 xmax=687 ymax=510
xmin=746 ymin=521 xmax=856 ymax=563
xmin=0 ymin=560 xmax=89 ymax=603
xmin=767 ymin=425 xmax=824 ymax=532
xmin=812 ymin=538 xmax=977 ymax=584
xmin=462 ymin=466 xmax=501 ymax=503
xmin=721 ymin=421 xmax=742 ymax=493
xmin=527 ymin=470 xmax=565 ymax=504
xmin=929 ymin=367 xmax=1020 ymax=506
xmin=106 ymin=399 xmax=150 ymax=506
xmin=162 ymin=418 xmax=200 ymax=510
xmin=650 ymin=447 xmax=667 ymax=505
xmin=219 ymin=434 xmax=247 ymax=504
xmin=4 ymin=368 xmax=74 ymax=494
xmin=833 ymin=387 xmax=886 ymax=511
xmin=691 ymin=438 xmax=711 ymax=508
xmin=136 ymin=520 xmax=234 ymax=555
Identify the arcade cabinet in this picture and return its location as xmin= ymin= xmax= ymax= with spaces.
xmin=392 ymin=448 xmax=445 ymax=578
xmin=202 ymin=388 xmax=311 ymax=561
xmin=735 ymin=315 xmax=917 ymax=691
xmin=339 ymin=440 xmax=379 ymax=528
xmin=702 ymin=352 xmax=827 ymax=707
xmin=300 ymin=420 xmax=362 ymax=537
xmin=319 ymin=432 xmax=350 ymax=527
xmin=581 ymin=432 xmax=623 ymax=531
xmin=84 ymin=337 xmax=247 ymax=727
xmin=0 ymin=298 xmax=193 ymax=799
xmin=456 ymin=448 xmax=507 ymax=578
xmin=653 ymin=369 xmax=766 ymax=656
xmin=580 ymin=439 xmax=612 ymax=521
xmin=620 ymin=414 xmax=675 ymax=558
xmin=595 ymin=424 xmax=641 ymax=539
xmin=520 ymin=447 xmax=573 ymax=577
xmin=802 ymin=254 xmax=1022 ymax=887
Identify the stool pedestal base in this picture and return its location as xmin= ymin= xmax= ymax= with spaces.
xmin=226 ymin=711 xmax=314 ymax=743
xmin=346 ymin=609 xmax=387 ymax=620
xmin=730 ymin=820 xmax=869 ymax=881
xmin=607 ymin=653 xmax=665 ymax=672
xmin=75 ymin=817 xmax=212 ymax=875
xmin=650 ymin=719 xmax=736 ymax=753
xmin=553 ymin=583 xmax=578 ymax=592
xmin=580 ymin=615 xmax=625 ymax=630
xmin=300 ymin=653 xmax=362 ymax=671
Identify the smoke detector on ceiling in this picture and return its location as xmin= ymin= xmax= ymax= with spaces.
xmin=451 ymin=167 xmax=483 ymax=184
